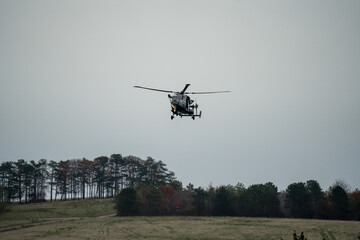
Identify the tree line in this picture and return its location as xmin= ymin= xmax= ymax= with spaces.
xmin=1 ymin=155 xmax=359 ymax=221
xmin=116 ymin=180 xmax=360 ymax=221
xmin=0 ymin=154 xmax=175 ymax=203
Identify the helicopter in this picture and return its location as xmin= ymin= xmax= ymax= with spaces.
xmin=134 ymin=84 xmax=230 ymax=120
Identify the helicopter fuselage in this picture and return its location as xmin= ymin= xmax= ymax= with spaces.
xmin=168 ymin=94 xmax=194 ymax=116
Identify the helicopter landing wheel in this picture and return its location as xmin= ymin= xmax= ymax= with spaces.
xmin=171 ymin=116 xmax=174 ymax=120
xmin=192 ymin=116 xmax=195 ymax=120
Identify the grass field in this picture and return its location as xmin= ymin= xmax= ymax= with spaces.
xmin=1 ymin=199 xmax=359 ymax=240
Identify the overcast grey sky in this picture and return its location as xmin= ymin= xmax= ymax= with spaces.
xmin=1 ymin=1 xmax=359 ymax=191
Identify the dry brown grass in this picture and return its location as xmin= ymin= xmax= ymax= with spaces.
xmin=1 ymin=200 xmax=359 ymax=239
xmin=1 ymin=216 xmax=359 ymax=240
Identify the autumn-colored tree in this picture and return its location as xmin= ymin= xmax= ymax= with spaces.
xmin=159 ymin=185 xmax=178 ymax=215
xmin=349 ymin=190 xmax=360 ymax=220
xmin=138 ymin=185 xmax=163 ymax=215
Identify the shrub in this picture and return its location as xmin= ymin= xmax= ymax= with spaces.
xmin=115 ymin=187 xmax=139 ymax=216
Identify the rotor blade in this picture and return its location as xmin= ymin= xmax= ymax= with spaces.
xmin=180 ymin=84 xmax=191 ymax=94
xmin=185 ymin=90 xmax=231 ymax=94
xmin=134 ymin=86 xmax=177 ymax=94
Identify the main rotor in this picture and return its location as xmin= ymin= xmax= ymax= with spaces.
xmin=133 ymin=84 xmax=230 ymax=95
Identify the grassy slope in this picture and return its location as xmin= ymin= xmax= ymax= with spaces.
xmin=1 ymin=199 xmax=360 ymax=240
xmin=0 ymin=198 xmax=115 ymax=230
xmin=0 ymin=198 xmax=115 ymax=220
